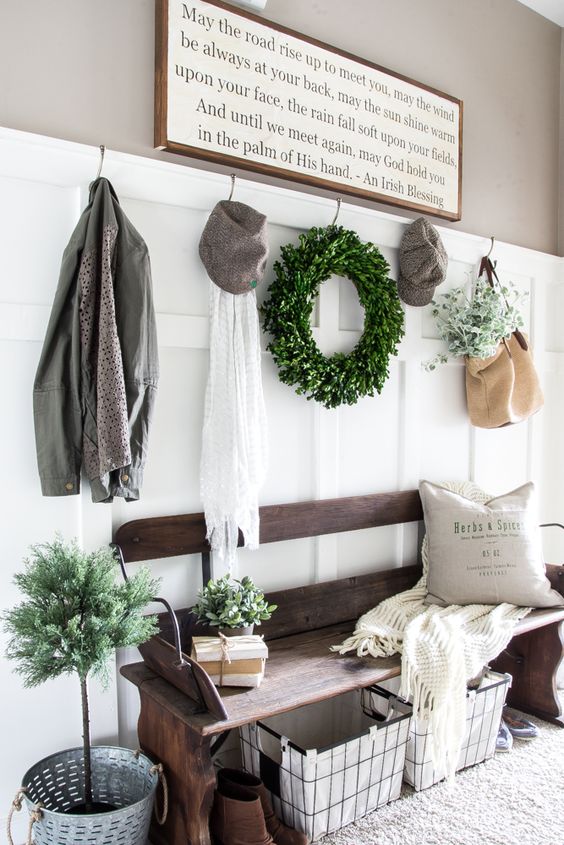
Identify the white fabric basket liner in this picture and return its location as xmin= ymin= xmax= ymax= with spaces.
xmin=239 ymin=688 xmax=411 ymax=841
xmin=362 ymin=670 xmax=511 ymax=791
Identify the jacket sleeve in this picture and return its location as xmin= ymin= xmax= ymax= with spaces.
xmin=33 ymin=242 xmax=83 ymax=496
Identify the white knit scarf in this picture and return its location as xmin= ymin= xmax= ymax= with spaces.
xmin=201 ymin=285 xmax=268 ymax=572
xmin=334 ymin=481 xmax=530 ymax=779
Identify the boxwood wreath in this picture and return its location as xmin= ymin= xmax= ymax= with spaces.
xmin=261 ymin=226 xmax=405 ymax=409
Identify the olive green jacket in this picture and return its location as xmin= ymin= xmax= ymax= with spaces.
xmin=33 ymin=178 xmax=159 ymax=503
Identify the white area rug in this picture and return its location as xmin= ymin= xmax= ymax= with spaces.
xmin=323 ymin=703 xmax=564 ymax=845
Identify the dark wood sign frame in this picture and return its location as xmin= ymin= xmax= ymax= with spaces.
xmin=155 ymin=0 xmax=463 ymax=221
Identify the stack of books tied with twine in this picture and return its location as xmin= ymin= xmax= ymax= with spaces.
xmin=191 ymin=633 xmax=268 ymax=687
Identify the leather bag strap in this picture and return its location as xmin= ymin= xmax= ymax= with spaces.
xmin=478 ymin=255 xmax=528 ymax=351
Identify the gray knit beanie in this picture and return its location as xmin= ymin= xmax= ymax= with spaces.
xmin=397 ymin=217 xmax=448 ymax=307
xmin=199 ymin=200 xmax=269 ymax=295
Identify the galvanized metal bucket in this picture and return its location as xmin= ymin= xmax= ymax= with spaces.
xmin=19 ymin=746 xmax=160 ymax=845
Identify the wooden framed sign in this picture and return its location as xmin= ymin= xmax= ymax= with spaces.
xmin=155 ymin=0 xmax=463 ymax=220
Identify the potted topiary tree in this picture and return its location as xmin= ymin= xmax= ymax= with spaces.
xmin=4 ymin=537 xmax=164 ymax=845
xmin=193 ymin=574 xmax=277 ymax=636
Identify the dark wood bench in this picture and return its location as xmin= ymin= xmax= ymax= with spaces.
xmin=117 ymin=491 xmax=564 ymax=845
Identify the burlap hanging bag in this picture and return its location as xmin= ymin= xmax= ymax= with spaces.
xmin=465 ymin=257 xmax=543 ymax=428
xmin=466 ymin=334 xmax=542 ymax=428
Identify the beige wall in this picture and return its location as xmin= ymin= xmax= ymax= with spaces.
xmin=0 ymin=0 xmax=561 ymax=253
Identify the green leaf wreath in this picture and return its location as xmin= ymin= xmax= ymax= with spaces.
xmin=261 ymin=226 xmax=405 ymax=409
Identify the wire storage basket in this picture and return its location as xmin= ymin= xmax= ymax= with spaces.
xmin=20 ymin=746 xmax=159 ymax=845
xmin=362 ymin=670 xmax=512 ymax=791
xmin=239 ymin=687 xmax=412 ymax=841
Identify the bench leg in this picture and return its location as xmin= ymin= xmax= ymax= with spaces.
xmin=490 ymin=620 xmax=564 ymax=727
xmin=136 ymin=687 xmax=216 ymax=845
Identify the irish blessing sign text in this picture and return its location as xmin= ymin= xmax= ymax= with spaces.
xmin=156 ymin=0 xmax=463 ymax=220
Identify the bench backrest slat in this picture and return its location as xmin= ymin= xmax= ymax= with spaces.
xmin=114 ymin=490 xmax=423 ymax=563
xmin=260 ymin=563 xmax=422 ymax=639
xmin=156 ymin=563 xmax=423 ymax=646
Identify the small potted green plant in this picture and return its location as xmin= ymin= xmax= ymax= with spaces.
xmin=4 ymin=537 xmax=162 ymax=844
xmin=193 ymin=575 xmax=277 ymax=637
xmin=424 ymin=274 xmax=526 ymax=371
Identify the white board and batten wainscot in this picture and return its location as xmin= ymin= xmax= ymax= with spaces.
xmin=0 ymin=125 xmax=563 ymax=839
xmin=157 ymin=0 xmax=462 ymax=220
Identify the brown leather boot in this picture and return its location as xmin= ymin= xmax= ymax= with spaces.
xmin=210 ymin=780 xmax=274 ymax=845
xmin=217 ymin=769 xmax=309 ymax=845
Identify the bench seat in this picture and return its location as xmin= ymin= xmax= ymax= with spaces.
xmin=120 ymin=606 xmax=564 ymax=738
xmin=122 ymin=622 xmax=400 ymax=736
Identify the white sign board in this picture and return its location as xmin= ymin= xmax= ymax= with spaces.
xmin=156 ymin=0 xmax=463 ymax=220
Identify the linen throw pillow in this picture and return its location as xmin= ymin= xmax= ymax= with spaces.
xmin=420 ymin=480 xmax=564 ymax=608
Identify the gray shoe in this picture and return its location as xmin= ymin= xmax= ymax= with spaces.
xmin=503 ymin=708 xmax=539 ymax=740
xmin=496 ymin=719 xmax=513 ymax=752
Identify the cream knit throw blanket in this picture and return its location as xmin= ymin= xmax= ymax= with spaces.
xmin=334 ymin=481 xmax=530 ymax=779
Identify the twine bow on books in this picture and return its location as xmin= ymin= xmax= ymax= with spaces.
xmin=218 ymin=632 xmax=235 ymax=685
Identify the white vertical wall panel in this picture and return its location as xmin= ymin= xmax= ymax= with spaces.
xmin=338 ymin=363 xmax=402 ymax=496
xmin=121 ymin=198 xmax=210 ymax=318
xmin=317 ymin=275 xmax=355 ymax=355
xmin=238 ymin=538 xmax=316 ymax=592
xmin=337 ymin=526 xmax=402 ymax=577
xmin=419 ymin=364 xmax=470 ymax=482
xmin=114 ymin=346 xmax=209 ymax=520
xmin=0 ymin=177 xmax=78 ymax=305
xmin=473 ymin=423 xmax=533 ymax=494
xmin=0 ymin=127 xmax=563 ymax=836
xmin=260 ymin=355 xmax=317 ymax=505
xmin=545 ymin=283 xmax=564 ymax=352
xmin=339 ymin=275 xmax=364 ymax=333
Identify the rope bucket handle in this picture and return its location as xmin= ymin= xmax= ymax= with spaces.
xmin=149 ymin=763 xmax=169 ymax=826
xmin=134 ymin=749 xmax=169 ymax=826
xmin=7 ymin=787 xmax=43 ymax=845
